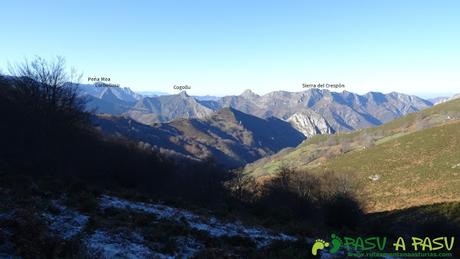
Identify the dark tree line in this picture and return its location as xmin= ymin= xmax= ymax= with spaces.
xmin=226 ymin=165 xmax=364 ymax=230
xmin=0 ymin=57 xmax=230 ymax=205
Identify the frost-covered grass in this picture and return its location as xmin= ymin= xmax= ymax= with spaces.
xmin=0 ymin=191 xmax=302 ymax=258
xmin=99 ymin=195 xmax=296 ymax=248
xmin=42 ymin=200 xmax=89 ymax=240
xmin=84 ymin=194 xmax=297 ymax=258
xmin=85 ymin=230 xmax=162 ymax=259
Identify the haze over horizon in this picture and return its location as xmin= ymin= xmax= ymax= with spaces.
xmin=1 ymin=0 xmax=459 ymax=98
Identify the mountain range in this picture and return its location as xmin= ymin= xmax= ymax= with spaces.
xmin=77 ymin=84 xmax=460 ymax=168
xmin=428 ymin=93 xmax=460 ymax=105
xmin=77 ymin=84 xmax=435 ymax=137
xmin=77 ymin=83 xmax=141 ymax=114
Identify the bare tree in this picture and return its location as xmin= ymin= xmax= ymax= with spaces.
xmin=227 ymin=168 xmax=257 ymax=202
xmin=290 ymin=170 xmax=320 ymax=201
xmin=9 ymin=56 xmax=81 ymax=87
xmin=275 ymin=163 xmax=295 ymax=191
xmin=8 ymin=56 xmax=86 ymax=125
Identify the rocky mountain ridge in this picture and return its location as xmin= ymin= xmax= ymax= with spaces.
xmin=78 ymin=84 xmax=433 ymax=139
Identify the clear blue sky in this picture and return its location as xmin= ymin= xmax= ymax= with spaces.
xmin=1 ymin=0 xmax=459 ymax=97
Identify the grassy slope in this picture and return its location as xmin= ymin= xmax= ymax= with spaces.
xmin=245 ymin=98 xmax=460 ymax=177
xmin=244 ymin=98 xmax=460 ymax=211
xmin=322 ymin=120 xmax=460 ymax=212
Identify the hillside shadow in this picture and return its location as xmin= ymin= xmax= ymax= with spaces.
xmin=361 ymin=202 xmax=460 ymax=256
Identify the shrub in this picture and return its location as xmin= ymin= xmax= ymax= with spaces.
xmin=230 ymin=165 xmax=364 ymax=229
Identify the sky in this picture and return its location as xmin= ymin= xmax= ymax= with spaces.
xmin=1 ymin=1 xmax=459 ymax=97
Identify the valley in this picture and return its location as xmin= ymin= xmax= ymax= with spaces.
xmin=93 ymin=107 xmax=305 ymax=167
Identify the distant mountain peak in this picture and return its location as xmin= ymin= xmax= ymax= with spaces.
xmin=178 ymin=91 xmax=189 ymax=98
xmin=100 ymin=88 xmax=120 ymax=102
xmin=240 ymin=89 xmax=259 ymax=98
xmin=307 ymin=88 xmax=328 ymax=94
xmin=365 ymin=91 xmax=388 ymax=104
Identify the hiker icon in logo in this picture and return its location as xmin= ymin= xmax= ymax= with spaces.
xmin=329 ymin=233 xmax=342 ymax=254
xmin=311 ymin=239 xmax=329 ymax=255
xmin=311 ymin=234 xmax=342 ymax=256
